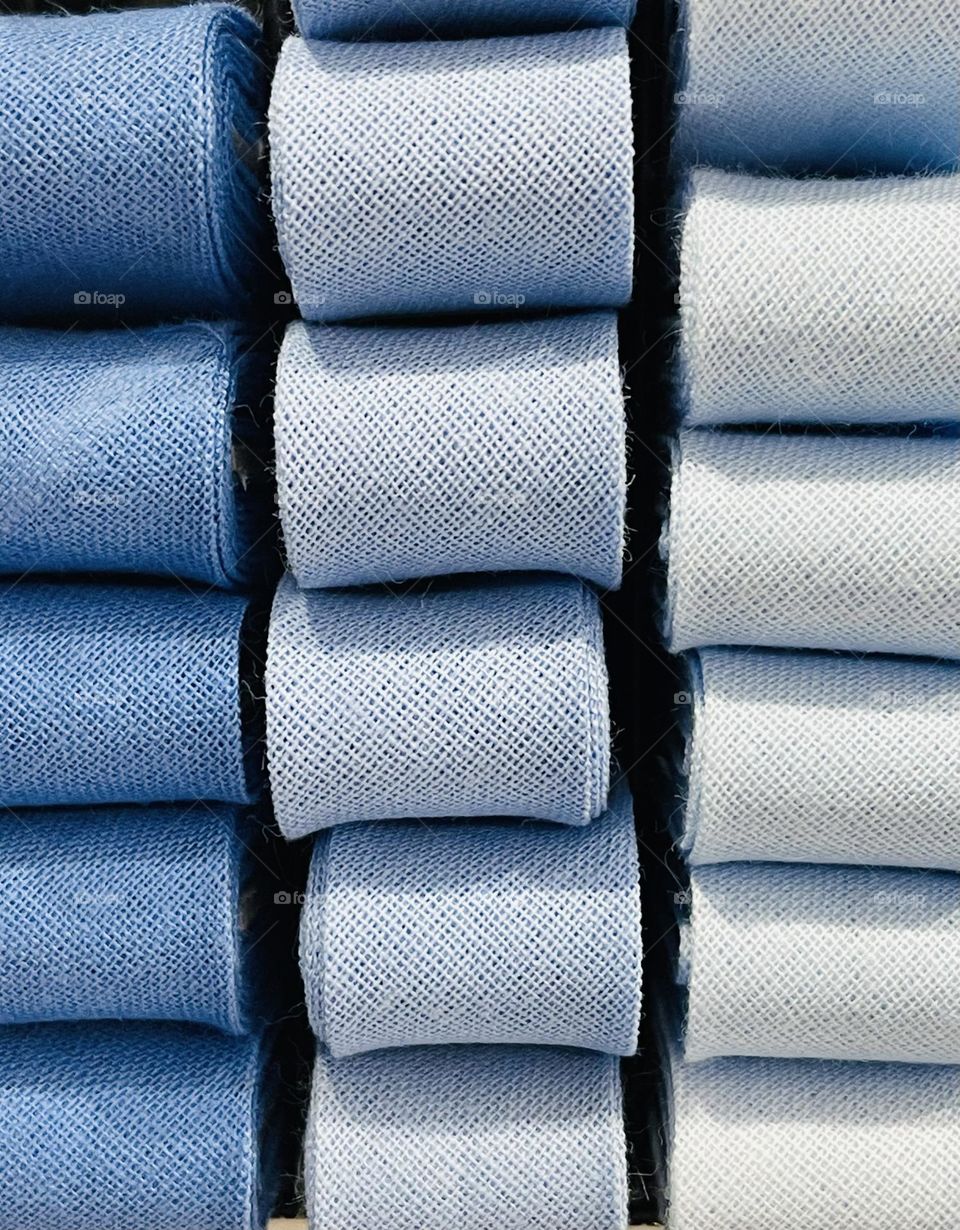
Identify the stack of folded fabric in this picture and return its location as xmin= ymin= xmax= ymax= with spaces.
xmin=0 ymin=8 xmax=279 ymax=1229
xmin=265 ymin=3 xmax=642 ymax=1226
xmin=661 ymin=3 xmax=960 ymax=1226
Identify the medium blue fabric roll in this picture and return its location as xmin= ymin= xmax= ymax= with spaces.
xmin=0 ymin=1022 xmax=270 ymax=1230
xmin=0 ymin=804 xmax=259 ymax=1033
xmin=292 ymin=0 xmax=636 ymax=39
xmin=0 ymin=581 xmax=253 ymax=808
xmin=0 ymin=323 xmax=268 ymax=587
xmin=0 ymin=4 xmax=266 ymax=321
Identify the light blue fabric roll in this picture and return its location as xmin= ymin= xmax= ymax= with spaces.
xmin=0 ymin=323 xmax=269 ymax=587
xmin=0 ymin=804 xmax=259 ymax=1033
xmin=301 ymin=781 xmax=641 ymax=1056
xmin=0 ymin=581 xmax=253 ymax=808
xmin=292 ymin=0 xmax=636 ymax=39
xmin=0 ymin=4 xmax=266 ymax=320
xmin=0 ymin=1022 xmax=271 ymax=1230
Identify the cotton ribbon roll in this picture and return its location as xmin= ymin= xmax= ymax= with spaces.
xmin=266 ymin=573 xmax=609 ymax=836
xmin=0 ymin=580 xmax=253 ymax=807
xmin=300 ymin=781 xmax=641 ymax=1056
xmin=307 ymin=1046 xmax=628 ymax=1230
xmin=664 ymin=430 xmax=960 ymax=658
xmin=0 ymin=323 xmax=269 ymax=587
xmin=681 ymin=647 xmax=960 ymax=871
xmin=292 ymin=0 xmax=636 ymax=38
xmin=0 ymin=804 xmax=260 ymax=1032
xmin=681 ymin=863 xmax=960 ymax=1065
xmin=275 ymin=314 xmax=626 ymax=589
xmin=668 ymin=1053 xmax=960 ymax=1230
xmin=0 ymin=4 xmax=266 ymax=321
xmin=269 ymin=29 xmax=633 ymax=320
xmin=676 ymin=170 xmax=960 ymax=425
xmin=0 ymin=1022 xmax=271 ymax=1230
xmin=672 ymin=1 xmax=960 ymax=174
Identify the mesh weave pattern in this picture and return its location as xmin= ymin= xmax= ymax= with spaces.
xmin=0 ymin=4 xmax=266 ymax=321
xmin=275 ymin=314 xmax=626 ymax=589
xmin=683 ymin=647 xmax=960 ymax=871
xmin=307 ymin=1045 xmax=627 ymax=1230
xmin=0 ymin=1022 xmax=267 ymax=1230
xmin=292 ymin=0 xmax=635 ymax=38
xmin=0 ymin=580 xmax=252 ymax=808
xmin=672 ymin=0 xmax=960 ymax=174
xmin=269 ymin=30 xmax=633 ymax=320
xmin=0 ymin=323 xmax=260 ymax=587
xmin=0 ymin=804 xmax=254 ymax=1033
xmin=683 ymin=862 xmax=960 ymax=1065
xmin=668 ymin=1054 xmax=960 ymax=1230
xmin=301 ymin=781 xmax=641 ymax=1056
xmin=664 ymin=429 xmax=960 ymax=658
xmin=676 ymin=170 xmax=960 ymax=425
xmin=266 ymin=573 xmax=609 ymax=836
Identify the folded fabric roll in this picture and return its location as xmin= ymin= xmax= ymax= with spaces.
xmin=0 ymin=4 xmax=266 ymax=321
xmin=676 ymin=170 xmax=960 ymax=424
xmin=275 ymin=314 xmax=626 ymax=589
xmin=0 ymin=804 xmax=259 ymax=1032
xmin=0 ymin=323 xmax=269 ymax=587
xmin=0 ymin=581 xmax=253 ymax=807
xmin=292 ymin=0 xmax=636 ymax=38
xmin=681 ymin=647 xmax=960 ymax=871
xmin=672 ymin=0 xmax=960 ymax=174
xmin=0 ymin=1022 xmax=270 ymax=1230
xmin=269 ymin=30 xmax=633 ymax=320
xmin=301 ymin=781 xmax=641 ymax=1056
xmin=668 ymin=1053 xmax=960 ymax=1230
xmin=266 ymin=573 xmax=609 ymax=835
xmin=664 ymin=430 xmax=960 ymax=658
xmin=307 ymin=1046 xmax=628 ymax=1230
xmin=682 ymin=863 xmax=960 ymax=1065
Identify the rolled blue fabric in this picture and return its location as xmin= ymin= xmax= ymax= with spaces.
xmin=275 ymin=313 xmax=626 ymax=589
xmin=307 ymin=1045 xmax=628 ymax=1230
xmin=301 ymin=781 xmax=641 ymax=1056
xmin=0 ymin=4 xmax=266 ymax=321
xmin=266 ymin=573 xmax=610 ymax=836
xmin=0 ymin=323 xmax=269 ymax=587
xmin=270 ymin=29 xmax=633 ymax=320
xmin=292 ymin=0 xmax=636 ymax=39
xmin=0 ymin=1022 xmax=271 ymax=1230
xmin=672 ymin=0 xmax=960 ymax=174
xmin=0 ymin=581 xmax=253 ymax=807
xmin=0 ymin=804 xmax=259 ymax=1032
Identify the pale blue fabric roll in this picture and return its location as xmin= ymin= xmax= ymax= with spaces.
xmin=0 ymin=323 xmax=268 ymax=587
xmin=0 ymin=581 xmax=253 ymax=807
xmin=0 ymin=1022 xmax=271 ymax=1230
xmin=292 ymin=0 xmax=636 ymax=39
xmin=0 ymin=4 xmax=267 ymax=320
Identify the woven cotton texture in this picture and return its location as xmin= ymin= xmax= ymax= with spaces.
xmin=292 ymin=0 xmax=636 ymax=38
xmin=683 ymin=647 xmax=960 ymax=871
xmin=0 ymin=804 xmax=255 ymax=1032
xmin=301 ymin=781 xmax=641 ymax=1056
xmin=267 ymin=573 xmax=609 ymax=836
xmin=682 ymin=863 xmax=960 ymax=1065
xmin=0 ymin=323 xmax=263 ymax=587
xmin=0 ymin=1022 xmax=268 ymax=1230
xmin=672 ymin=0 xmax=960 ymax=174
xmin=668 ymin=1054 xmax=960 ymax=1230
xmin=275 ymin=314 xmax=626 ymax=589
xmin=676 ymin=170 xmax=960 ymax=425
xmin=665 ymin=430 xmax=960 ymax=658
xmin=307 ymin=1045 xmax=628 ymax=1230
xmin=269 ymin=29 xmax=633 ymax=320
xmin=0 ymin=580 xmax=252 ymax=807
xmin=0 ymin=4 xmax=266 ymax=321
